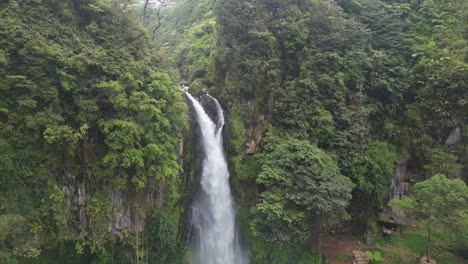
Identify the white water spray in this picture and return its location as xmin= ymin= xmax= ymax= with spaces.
xmin=183 ymin=88 xmax=248 ymax=264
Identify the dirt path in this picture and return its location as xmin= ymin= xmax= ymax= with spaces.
xmin=320 ymin=233 xmax=364 ymax=264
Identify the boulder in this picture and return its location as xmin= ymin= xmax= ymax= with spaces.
xmin=199 ymin=94 xmax=222 ymax=125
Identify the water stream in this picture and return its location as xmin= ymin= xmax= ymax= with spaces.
xmin=183 ymin=88 xmax=248 ymax=264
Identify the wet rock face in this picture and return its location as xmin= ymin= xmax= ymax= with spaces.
xmin=444 ymin=126 xmax=466 ymax=180
xmin=446 ymin=126 xmax=462 ymax=148
xmin=111 ymin=190 xmax=132 ymax=233
xmin=199 ymin=94 xmax=221 ymax=125
xmin=62 ymin=172 xmax=87 ymax=237
xmin=245 ymin=123 xmax=264 ymax=154
xmin=62 ymin=174 xmax=155 ymax=237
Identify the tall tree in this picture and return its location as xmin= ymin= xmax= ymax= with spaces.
xmin=390 ymin=174 xmax=468 ymax=262
xmin=251 ymin=136 xmax=354 ymax=246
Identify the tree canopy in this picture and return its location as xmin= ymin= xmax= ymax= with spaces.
xmin=251 ymin=135 xmax=354 ymax=245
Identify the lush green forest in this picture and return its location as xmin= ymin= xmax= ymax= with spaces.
xmin=0 ymin=0 xmax=187 ymax=263
xmin=1 ymin=0 xmax=467 ymax=263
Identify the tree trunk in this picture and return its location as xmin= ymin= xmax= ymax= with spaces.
xmin=305 ymin=229 xmax=321 ymax=252
xmin=426 ymin=228 xmax=431 ymax=262
xmin=136 ymin=231 xmax=139 ymax=264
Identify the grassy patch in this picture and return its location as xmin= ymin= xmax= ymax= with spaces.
xmin=371 ymin=225 xmax=467 ymax=263
xmin=403 ymin=233 xmax=428 ymax=254
xmin=391 ymin=232 xmax=401 ymax=247
xmin=374 ymin=236 xmax=387 ymax=246
xmin=366 ymin=248 xmax=413 ymax=264
xmin=336 ymin=253 xmax=351 ymax=262
xmin=437 ymin=255 xmax=460 ymax=264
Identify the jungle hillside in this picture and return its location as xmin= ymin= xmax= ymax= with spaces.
xmin=0 ymin=0 xmax=467 ymax=263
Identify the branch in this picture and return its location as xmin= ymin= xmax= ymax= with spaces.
xmin=151 ymin=1 xmax=167 ymax=41
xmin=143 ymin=0 xmax=149 ymax=23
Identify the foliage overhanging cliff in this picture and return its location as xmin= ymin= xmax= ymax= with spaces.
xmin=1 ymin=0 xmax=188 ymax=262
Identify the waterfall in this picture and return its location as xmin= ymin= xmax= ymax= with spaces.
xmin=183 ymin=89 xmax=248 ymax=264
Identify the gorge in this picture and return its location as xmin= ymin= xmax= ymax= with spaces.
xmin=184 ymin=88 xmax=248 ymax=264
xmin=0 ymin=0 xmax=467 ymax=263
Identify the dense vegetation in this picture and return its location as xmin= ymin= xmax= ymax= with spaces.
xmin=0 ymin=0 xmax=187 ymax=263
xmin=0 ymin=0 xmax=467 ymax=263
xmin=157 ymin=0 xmax=467 ymax=262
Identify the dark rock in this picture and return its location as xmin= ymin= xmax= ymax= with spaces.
xmin=390 ymin=159 xmax=411 ymax=200
xmin=222 ymin=111 xmax=233 ymax=150
xmin=199 ymin=94 xmax=221 ymax=125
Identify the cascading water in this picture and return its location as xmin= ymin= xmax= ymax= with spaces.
xmin=183 ymin=88 xmax=248 ymax=264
